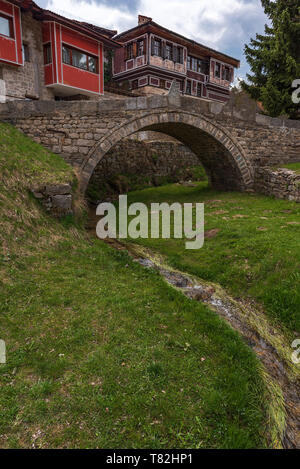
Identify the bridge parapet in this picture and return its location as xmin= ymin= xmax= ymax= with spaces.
xmin=0 ymin=94 xmax=299 ymax=128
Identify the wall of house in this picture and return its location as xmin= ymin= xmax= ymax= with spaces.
xmin=43 ymin=21 xmax=104 ymax=96
xmin=0 ymin=11 xmax=54 ymax=101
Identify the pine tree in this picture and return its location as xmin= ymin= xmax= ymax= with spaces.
xmin=242 ymin=0 xmax=300 ymax=119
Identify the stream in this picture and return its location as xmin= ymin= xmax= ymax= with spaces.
xmin=87 ymin=212 xmax=300 ymax=448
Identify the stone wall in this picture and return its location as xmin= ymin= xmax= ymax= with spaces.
xmin=31 ymin=183 xmax=73 ymax=217
xmin=88 ymin=137 xmax=203 ymax=200
xmin=0 ymin=12 xmax=54 ymax=101
xmin=254 ymin=168 xmax=300 ymax=202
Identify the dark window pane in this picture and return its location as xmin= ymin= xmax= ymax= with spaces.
xmin=44 ymin=44 xmax=52 ymax=64
xmin=22 ymin=44 xmax=30 ymax=62
xmin=88 ymin=56 xmax=97 ymax=73
xmin=166 ymin=44 xmax=172 ymax=60
xmin=177 ymin=47 xmax=183 ymax=64
xmin=154 ymin=39 xmax=161 ymax=56
xmin=137 ymin=40 xmax=144 ymax=56
xmin=127 ymin=44 xmax=133 ymax=59
xmin=62 ymin=46 xmax=71 ymax=65
xmin=72 ymin=49 xmax=87 ymax=70
xmin=215 ymin=63 xmax=221 ymax=78
xmin=223 ymin=66 xmax=230 ymax=81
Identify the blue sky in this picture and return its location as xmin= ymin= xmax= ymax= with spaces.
xmin=36 ymin=0 xmax=269 ymax=80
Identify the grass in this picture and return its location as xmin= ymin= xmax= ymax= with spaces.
xmin=273 ymin=163 xmax=300 ymax=175
xmin=87 ymin=165 xmax=207 ymax=202
xmin=0 ymin=123 xmax=271 ymax=448
xmin=124 ymin=182 xmax=300 ymax=334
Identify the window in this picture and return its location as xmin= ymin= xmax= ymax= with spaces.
xmin=137 ymin=40 xmax=144 ymax=56
xmin=187 ymin=56 xmax=209 ymax=75
xmin=186 ymin=80 xmax=191 ymax=95
xmin=176 ymin=47 xmax=183 ymax=64
xmin=131 ymin=79 xmax=138 ymax=90
xmin=127 ymin=43 xmax=133 ymax=60
xmin=197 ymin=82 xmax=202 ymax=97
xmin=62 ymin=45 xmax=98 ymax=74
xmin=72 ymin=49 xmax=88 ymax=70
xmin=165 ymin=43 xmax=172 ymax=61
xmin=0 ymin=13 xmax=13 ymax=38
xmin=88 ymin=56 xmax=97 ymax=73
xmin=199 ymin=59 xmax=209 ymax=75
xmin=43 ymin=43 xmax=52 ymax=64
xmin=215 ymin=62 xmax=221 ymax=78
xmin=62 ymin=45 xmax=70 ymax=64
xmin=22 ymin=44 xmax=30 ymax=62
xmin=153 ymin=38 xmax=161 ymax=57
xmin=160 ymin=79 xmax=166 ymax=89
xmin=223 ymin=66 xmax=231 ymax=81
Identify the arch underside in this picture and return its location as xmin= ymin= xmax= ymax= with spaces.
xmin=81 ymin=112 xmax=253 ymax=193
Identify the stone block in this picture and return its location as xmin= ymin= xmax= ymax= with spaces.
xmin=51 ymin=194 xmax=72 ymax=213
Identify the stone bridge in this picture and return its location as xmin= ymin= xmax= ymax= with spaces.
xmin=0 ymin=93 xmax=299 ymax=194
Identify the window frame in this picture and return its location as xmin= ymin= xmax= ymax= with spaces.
xmin=188 ymin=55 xmax=209 ymax=75
xmin=223 ymin=65 xmax=231 ymax=82
xmin=165 ymin=43 xmax=173 ymax=61
xmin=43 ymin=43 xmax=52 ymax=65
xmin=176 ymin=47 xmax=183 ymax=64
xmin=137 ymin=40 xmax=144 ymax=57
xmin=197 ymin=82 xmax=202 ymax=97
xmin=214 ymin=62 xmax=221 ymax=78
xmin=153 ymin=38 xmax=162 ymax=57
xmin=22 ymin=43 xmax=30 ymax=63
xmin=186 ymin=80 xmax=192 ymax=95
xmin=127 ymin=43 xmax=133 ymax=60
xmin=62 ymin=44 xmax=99 ymax=74
xmin=0 ymin=13 xmax=14 ymax=39
xmin=131 ymin=79 xmax=138 ymax=90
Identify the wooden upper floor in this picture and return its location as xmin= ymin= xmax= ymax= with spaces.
xmin=113 ymin=15 xmax=240 ymax=91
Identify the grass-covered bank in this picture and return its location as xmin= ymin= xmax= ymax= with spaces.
xmin=125 ymin=182 xmax=300 ymax=334
xmin=0 ymin=123 xmax=271 ymax=448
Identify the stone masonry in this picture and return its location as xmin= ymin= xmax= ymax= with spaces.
xmin=0 ymin=92 xmax=299 ymax=196
xmin=254 ymin=167 xmax=300 ymax=202
xmin=0 ymin=12 xmax=54 ymax=102
xmin=89 ymin=135 xmax=201 ymax=198
xmin=31 ymin=183 xmax=73 ymax=216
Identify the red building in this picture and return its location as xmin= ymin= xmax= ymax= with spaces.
xmin=0 ymin=0 xmax=119 ymax=101
xmin=113 ymin=15 xmax=240 ymax=103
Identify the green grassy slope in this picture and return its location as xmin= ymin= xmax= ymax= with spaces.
xmin=126 ymin=183 xmax=300 ymax=333
xmin=0 ymin=123 xmax=272 ymax=449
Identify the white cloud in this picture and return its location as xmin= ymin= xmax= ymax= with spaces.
xmin=140 ymin=0 xmax=265 ymax=51
xmin=46 ymin=0 xmax=136 ymax=32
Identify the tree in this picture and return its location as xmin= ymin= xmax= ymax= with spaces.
xmin=242 ymin=0 xmax=300 ymax=119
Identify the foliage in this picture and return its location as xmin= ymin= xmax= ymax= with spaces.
xmin=242 ymin=0 xmax=300 ymax=118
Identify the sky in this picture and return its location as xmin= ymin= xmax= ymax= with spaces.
xmin=35 ymin=0 xmax=269 ymax=81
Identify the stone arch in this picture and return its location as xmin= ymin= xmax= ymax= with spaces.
xmin=80 ymin=110 xmax=254 ymax=193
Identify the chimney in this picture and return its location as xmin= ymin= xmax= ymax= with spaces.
xmin=138 ymin=15 xmax=152 ymax=26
